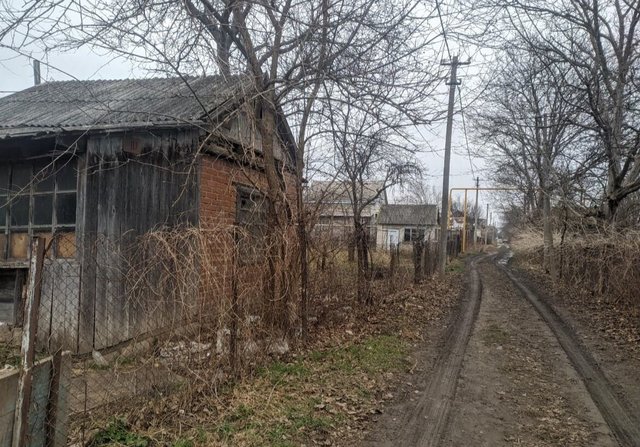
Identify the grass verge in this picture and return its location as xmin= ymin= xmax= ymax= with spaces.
xmin=82 ymin=269 xmax=463 ymax=447
xmin=86 ymin=335 xmax=409 ymax=447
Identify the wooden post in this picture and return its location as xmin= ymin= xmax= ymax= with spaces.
xmin=13 ymin=237 xmax=45 ymax=447
xmin=46 ymin=351 xmax=71 ymax=447
xmin=413 ymin=240 xmax=424 ymax=284
xmin=462 ymin=190 xmax=468 ymax=253
xmin=423 ymin=235 xmax=431 ymax=278
xmin=389 ymin=245 xmax=397 ymax=291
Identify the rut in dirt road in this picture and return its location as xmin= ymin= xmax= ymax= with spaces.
xmin=442 ymin=260 xmax=618 ymax=447
xmin=367 ymin=254 xmax=640 ymax=447
xmin=500 ymin=262 xmax=640 ymax=447
xmin=367 ymin=255 xmax=487 ymax=447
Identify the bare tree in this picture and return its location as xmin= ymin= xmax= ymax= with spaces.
xmin=393 ymin=170 xmax=441 ymax=205
xmin=1 ymin=0 xmax=445 ymax=331
xmin=473 ymin=44 xmax=589 ymax=275
xmin=470 ymin=0 xmax=640 ymax=223
xmin=325 ymin=97 xmax=420 ymax=305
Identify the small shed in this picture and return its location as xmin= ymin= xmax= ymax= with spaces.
xmin=376 ymin=204 xmax=438 ymax=249
xmin=0 ymin=76 xmax=295 ymax=353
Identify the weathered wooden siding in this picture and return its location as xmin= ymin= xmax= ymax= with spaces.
xmin=37 ymin=260 xmax=81 ymax=351
xmin=70 ymin=129 xmax=200 ymax=353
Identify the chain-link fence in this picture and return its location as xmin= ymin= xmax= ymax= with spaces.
xmin=1 ymin=222 xmax=468 ymax=445
xmin=17 ymin=223 xmax=297 ymax=445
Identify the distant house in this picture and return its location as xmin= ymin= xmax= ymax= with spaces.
xmin=0 ymin=76 xmax=296 ymax=352
xmin=376 ymin=204 xmax=438 ymax=249
xmin=307 ymin=181 xmax=387 ymax=243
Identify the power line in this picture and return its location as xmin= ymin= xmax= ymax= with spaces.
xmin=457 ymin=87 xmax=476 ymax=179
xmin=435 ymin=0 xmax=476 ymax=179
xmin=435 ymin=0 xmax=452 ymax=60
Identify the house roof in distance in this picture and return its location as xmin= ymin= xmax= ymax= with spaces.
xmin=306 ymin=180 xmax=387 ymax=204
xmin=0 ymin=75 xmax=252 ymax=139
xmin=378 ymin=204 xmax=438 ymax=226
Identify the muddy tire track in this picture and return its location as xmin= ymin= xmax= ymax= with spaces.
xmin=500 ymin=262 xmax=640 ymax=447
xmin=391 ymin=255 xmax=487 ymax=447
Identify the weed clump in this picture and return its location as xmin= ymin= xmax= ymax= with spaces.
xmin=88 ymin=419 xmax=150 ymax=447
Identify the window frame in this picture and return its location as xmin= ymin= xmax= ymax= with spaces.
xmin=403 ymin=227 xmax=426 ymax=243
xmin=235 ymin=185 xmax=267 ymax=264
xmin=0 ymin=158 xmax=78 ymax=261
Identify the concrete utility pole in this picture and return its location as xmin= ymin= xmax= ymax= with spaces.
xmin=484 ymin=203 xmax=489 ymax=245
xmin=438 ymin=55 xmax=469 ymax=274
xmin=473 ymin=176 xmax=479 ymax=249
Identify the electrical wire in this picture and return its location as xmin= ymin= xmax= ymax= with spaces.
xmin=435 ymin=0 xmax=452 ymax=60
xmin=458 ymin=88 xmax=477 ymax=179
xmin=436 ymin=0 xmax=477 ymax=181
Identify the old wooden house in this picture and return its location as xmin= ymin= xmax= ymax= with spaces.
xmin=0 ymin=76 xmax=295 ymax=353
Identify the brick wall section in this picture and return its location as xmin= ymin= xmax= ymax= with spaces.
xmin=198 ymin=154 xmax=297 ymax=226
xmin=197 ymin=154 xmax=298 ymax=320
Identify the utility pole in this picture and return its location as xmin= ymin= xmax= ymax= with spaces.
xmin=473 ymin=176 xmax=479 ymax=249
xmin=490 ymin=211 xmax=494 ymax=245
xmin=484 ymin=203 xmax=489 ymax=245
xmin=438 ymin=55 xmax=469 ymax=275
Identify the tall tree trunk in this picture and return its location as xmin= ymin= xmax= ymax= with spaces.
xmin=354 ymin=218 xmax=371 ymax=305
xmin=296 ymin=155 xmax=308 ymax=342
xmin=542 ymin=191 xmax=555 ymax=279
xmin=255 ymin=92 xmax=289 ymax=330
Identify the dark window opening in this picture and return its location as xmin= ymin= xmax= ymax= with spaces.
xmin=404 ymin=228 xmax=425 ymax=242
xmin=56 ymin=193 xmax=77 ymax=225
xmin=56 ymin=162 xmax=77 ymax=191
xmin=33 ymin=160 xmax=55 ymax=192
xmin=11 ymin=164 xmax=31 ymax=192
xmin=0 ymin=167 xmax=9 ymax=195
xmin=235 ymin=186 xmax=266 ymax=263
xmin=0 ymin=158 xmax=78 ymax=260
xmin=10 ymin=196 xmax=29 ymax=227
xmin=0 ymin=269 xmax=27 ymax=325
xmin=33 ymin=195 xmax=53 ymax=226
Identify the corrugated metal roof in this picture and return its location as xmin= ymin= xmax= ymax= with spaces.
xmin=378 ymin=204 xmax=438 ymax=226
xmin=0 ymin=75 xmax=251 ymax=139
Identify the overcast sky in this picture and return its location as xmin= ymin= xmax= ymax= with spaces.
xmin=0 ymin=47 xmax=496 ymax=221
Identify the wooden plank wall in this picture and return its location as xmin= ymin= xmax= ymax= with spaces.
xmin=37 ymin=260 xmax=81 ymax=352
xmin=76 ymin=129 xmax=200 ymax=352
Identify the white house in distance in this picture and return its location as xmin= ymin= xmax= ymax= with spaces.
xmin=376 ymin=204 xmax=439 ymax=249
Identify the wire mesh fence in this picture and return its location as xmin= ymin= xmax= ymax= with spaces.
xmin=0 ymin=223 xmax=469 ymax=445
xmin=26 ymin=224 xmax=299 ymax=444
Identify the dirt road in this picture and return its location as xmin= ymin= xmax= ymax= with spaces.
xmin=367 ymin=253 xmax=640 ymax=447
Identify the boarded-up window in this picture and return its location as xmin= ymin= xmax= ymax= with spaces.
xmin=0 ymin=158 xmax=78 ymax=260
xmin=235 ymin=186 xmax=266 ymax=263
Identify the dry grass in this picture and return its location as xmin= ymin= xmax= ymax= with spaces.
xmin=513 ymin=228 xmax=640 ymax=308
xmin=76 ymin=266 xmax=463 ymax=447
xmin=45 ymin=224 xmax=459 ymax=446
